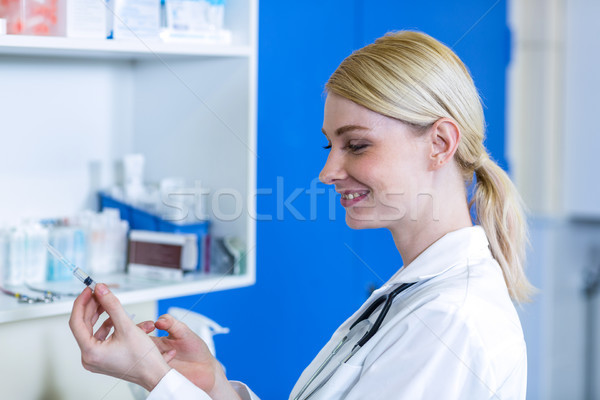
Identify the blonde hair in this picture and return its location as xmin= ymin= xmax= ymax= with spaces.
xmin=326 ymin=31 xmax=534 ymax=302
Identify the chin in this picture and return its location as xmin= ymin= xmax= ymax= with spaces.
xmin=344 ymin=206 xmax=406 ymax=230
xmin=345 ymin=213 xmax=385 ymax=230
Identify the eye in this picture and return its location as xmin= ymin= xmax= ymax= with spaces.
xmin=346 ymin=143 xmax=368 ymax=152
xmin=323 ymin=143 xmax=332 ymax=150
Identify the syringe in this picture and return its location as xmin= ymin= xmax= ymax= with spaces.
xmin=46 ymin=244 xmax=96 ymax=291
xmin=45 ymin=243 xmax=135 ymax=321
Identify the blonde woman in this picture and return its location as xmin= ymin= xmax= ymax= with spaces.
xmin=70 ymin=31 xmax=532 ymax=400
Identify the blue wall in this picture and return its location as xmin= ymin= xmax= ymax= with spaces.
xmin=158 ymin=1 xmax=510 ymax=398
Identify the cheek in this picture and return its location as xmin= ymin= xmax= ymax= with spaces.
xmin=370 ymin=160 xmax=427 ymax=208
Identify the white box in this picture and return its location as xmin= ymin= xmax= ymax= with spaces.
xmin=66 ymin=0 xmax=107 ymax=38
xmin=107 ymin=0 xmax=160 ymax=40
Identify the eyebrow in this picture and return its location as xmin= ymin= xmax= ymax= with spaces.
xmin=321 ymin=124 xmax=369 ymax=137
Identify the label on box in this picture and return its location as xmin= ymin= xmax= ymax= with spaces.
xmin=108 ymin=0 xmax=160 ymax=39
xmin=66 ymin=0 xmax=107 ymax=38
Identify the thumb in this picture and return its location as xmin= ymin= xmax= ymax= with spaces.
xmin=94 ymin=283 xmax=132 ymax=328
xmin=155 ymin=314 xmax=193 ymax=339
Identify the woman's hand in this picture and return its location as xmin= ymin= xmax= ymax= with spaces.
xmin=146 ymin=313 xmax=241 ymax=400
xmin=69 ymin=284 xmax=171 ymax=391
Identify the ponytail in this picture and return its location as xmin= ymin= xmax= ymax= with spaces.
xmin=473 ymin=156 xmax=535 ymax=302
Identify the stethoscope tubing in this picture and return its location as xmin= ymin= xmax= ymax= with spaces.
xmin=293 ymin=281 xmax=417 ymax=400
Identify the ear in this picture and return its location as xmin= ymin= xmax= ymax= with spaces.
xmin=427 ymin=118 xmax=461 ymax=170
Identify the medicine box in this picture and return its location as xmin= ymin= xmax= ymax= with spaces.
xmin=99 ymin=192 xmax=210 ymax=272
xmin=0 ymin=0 xmax=66 ymax=35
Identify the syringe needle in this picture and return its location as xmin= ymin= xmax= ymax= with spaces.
xmin=45 ymin=243 xmax=134 ymax=320
xmin=46 ymin=243 xmax=96 ymax=291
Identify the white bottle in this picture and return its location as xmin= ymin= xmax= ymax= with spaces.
xmin=0 ymin=229 xmax=8 ymax=286
xmin=7 ymin=226 xmax=26 ymax=286
xmin=114 ymin=220 xmax=129 ymax=273
xmin=103 ymin=208 xmax=123 ymax=274
xmin=123 ymin=154 xmax=146 ymax=205
xmin=24 ymin=223 xmax=49 ymax=284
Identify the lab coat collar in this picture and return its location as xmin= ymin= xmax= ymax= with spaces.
xmin=382 ymin=225 xmax=491 ymax=288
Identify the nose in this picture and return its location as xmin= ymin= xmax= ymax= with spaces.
xmin=319 ymin=150 xmax=346 ymax=185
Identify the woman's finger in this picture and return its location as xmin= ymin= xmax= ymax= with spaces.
xmin=137 ymin=320 xmax=156 ymax=334
xmin=90 ymin=306 xmax=105 ymax=328
xmin=154 ymin=314 xmax=193 ymax=340
xmin=93 ymin=284 xmax=133 ymax=329
xmin=69 ymin=287 xmax=95 ymax=349
xmin=94 ymin=317 xmax=114 ymax=341
xmin=83 ymin=292 xmax=100 ymax=323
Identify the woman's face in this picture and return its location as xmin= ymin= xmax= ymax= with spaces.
xmin=320 ymin=93 xmax=433 ymax=230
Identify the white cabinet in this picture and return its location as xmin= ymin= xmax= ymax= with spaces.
xmin=508 ymin=0 xmax=600 ymax=219
xmin=509 ymin=1 xmax=600 ymax=398
xmin=562 ymin=0 xmax=600 ymax=218
xmin=0 ymin=0 xmax=258 ymax=323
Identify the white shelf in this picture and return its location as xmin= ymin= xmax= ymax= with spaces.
xmin=0 ymin=273 xmax=254 ymax=324
xmin=0 ymin=0 xmax=258 ymax=330
xmin=0 ymin=34 xmax=252 ymax=59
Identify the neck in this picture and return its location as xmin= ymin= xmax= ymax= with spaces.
xmin=389 ymin=190 xmax=473 ymax=267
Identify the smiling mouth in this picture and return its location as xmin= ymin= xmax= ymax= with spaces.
xmin=341 ymin=191 xmax=369 ymax=200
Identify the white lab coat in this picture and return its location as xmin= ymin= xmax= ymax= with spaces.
xmin=148 ymin=226 xmax=527 ymax=400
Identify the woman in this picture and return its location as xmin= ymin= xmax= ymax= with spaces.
xmin=70 ymin=31 xmax=533 ymax=399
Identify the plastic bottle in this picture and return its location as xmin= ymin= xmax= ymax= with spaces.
xmin=0 ymin=229 xmax=8 ymax=286
xmin=24 ymin=223 xmax=49 ymax=284
xmin=7 ymin=226 xmax=26 ymax=285
xmin=47 ymin=227 xmax=77 ymax=282
xmin=114 ymin=219 xmax=129 ymax=273
xmin=207 ymin=0 xmax=225 ymax=31
xmin=123 ymin=154 xmax=146 ymax=205
xmin=104 ymin=208 xmax=127 ymax=274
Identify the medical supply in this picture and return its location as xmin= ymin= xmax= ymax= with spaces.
xmin=159 ymin=177 xmax=190 ymax=221
xmin=66 ymin=0 xmax=107 ymax=38
xmin=209 ymin=236 xmax=237 ymax=276
xmin=25 ymin=283 xmax=67 ymax=301
xmin=106 ymin=0 xmax=160 ymax=40
xmin=293 ymin=282 xmax=417 ymax=400
xmin=223 ymin=236 xmax=246 ymax=275
xmin=0 ymin=229 xmax=8 ymax=285
xmin=160 ymin=0 xmax=231 ymax=44
xmin=24 ymin=223 xmax=49 ymax=284
xmin=79 ymin=209 xmax=129 ymax=275
xmin=128 ymin=230 xmax=198 ymax=280
xmin=47 ymin=243 xmax=136 ymax=321
xmin=123 ymin=154 xmax=146 ymax=204
xmin=167 ymin=307 xmax=229 ymax=357
xmin=44 ymin=209 xmax=129 ymax=280
xmin=47 ymin=226 xmax=85 ymax=282
xmin=0 ymin=0 xmax=65 ymax=35
xmin=6 ymin=226 xmax=26 ymax=286
xmin=0 ymin=284 xmax=53 ymax=303
xmin=100 ymin=190 xmax=210 ymax=271
xmin=46 ymin=243 xmax=97 ymax=291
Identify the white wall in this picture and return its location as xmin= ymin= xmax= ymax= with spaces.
xmin=0 ymin=57 xmax=134 ymax=223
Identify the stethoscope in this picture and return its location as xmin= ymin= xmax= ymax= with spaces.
xmin=293 ymin=281 xmax=417 ymax=400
